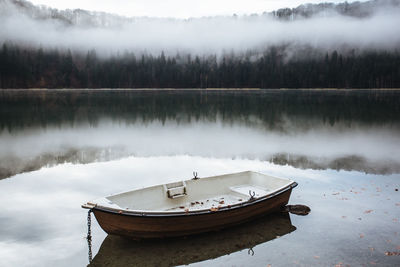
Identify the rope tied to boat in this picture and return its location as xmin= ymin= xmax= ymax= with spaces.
xmin=87 ymin=209 xmax=93 ymax=263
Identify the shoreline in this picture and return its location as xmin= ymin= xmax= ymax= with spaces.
xmin=1 ymin=88 xmax=400 ymax=92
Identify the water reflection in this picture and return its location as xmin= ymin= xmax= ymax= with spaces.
xmin=0 ymin=156 xmax=399 ymax=266
xmin=89 ymin=213 xmax=295 ymax=267
xmin=1 ymin=89 xmax=400 ymax=179
xmin=1 ymin=119 xmax=399 ymax=179
xmin=1 ymin=89 xmax=399 ymax=132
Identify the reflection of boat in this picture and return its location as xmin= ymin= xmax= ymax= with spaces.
xmin=82 ymin=171 xmax=297 ymax=238
xmin=89 ymin=212 xmax=296 ymax=266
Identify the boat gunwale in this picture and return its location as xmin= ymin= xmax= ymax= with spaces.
xmin=88 ymin=181 xmax=298 ymax=217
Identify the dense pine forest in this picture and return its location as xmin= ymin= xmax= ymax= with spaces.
xmin=1 ymin=44 xmax=400 ymax=88
xmin=1 ymin=0 xmax=400 ymax=88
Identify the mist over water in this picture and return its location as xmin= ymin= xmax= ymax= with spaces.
xmin=1 ymin=0 xmax=400 ymax=56
xmin=1 ymin=89 xmax=400 ymax=178
xmin=1 ymin=119 xmax=399 ymax=161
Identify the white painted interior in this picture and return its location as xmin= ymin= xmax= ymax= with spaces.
xmin=93 ymin=171 xmax=294 ymax=213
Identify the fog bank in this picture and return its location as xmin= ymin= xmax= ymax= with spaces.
xmin=1 ymin=0 xmax=400 ymax=56
xmin=1 ymin=120 xmax=400 ymax=178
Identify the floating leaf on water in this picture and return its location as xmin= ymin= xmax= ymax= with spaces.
xmin=385 ymin=251 xmax=400 ymax=256
xmin=364 ymin=210 xmax=373 ymax=214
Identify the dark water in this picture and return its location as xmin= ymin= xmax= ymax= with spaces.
xmin=0 ymin=89 xmax=399 ymax=266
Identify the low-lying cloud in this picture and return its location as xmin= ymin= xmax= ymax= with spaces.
xmin=1 ymin=0 xmax=400 ymax=56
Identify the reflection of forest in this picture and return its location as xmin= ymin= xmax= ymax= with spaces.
xmin=1 ymin=89 xmax=399 ymax=132
xmin=1 ymin=148 xmax=399 ymax=180
xmin=1 ymin=89 xmax=399 ymax=179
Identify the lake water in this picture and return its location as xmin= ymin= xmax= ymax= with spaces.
xmin=0 ymin=89 xmax=399 ymax=266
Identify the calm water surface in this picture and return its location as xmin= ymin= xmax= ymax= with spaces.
xmin=0 ymin=89 xmax=399 ymax=266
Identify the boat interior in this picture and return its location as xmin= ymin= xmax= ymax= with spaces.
xmin=99 ymin=171 xmax=294 ymax=213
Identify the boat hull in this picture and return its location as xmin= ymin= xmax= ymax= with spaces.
xmin=92 ymin=186 xmax=294 ymax=239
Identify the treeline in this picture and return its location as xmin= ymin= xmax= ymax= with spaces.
xmin=1 ymin=43 xmax=400 ymax=88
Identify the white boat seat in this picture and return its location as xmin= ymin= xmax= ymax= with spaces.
xmin=164 ymin=181 xmax=187 ymax=199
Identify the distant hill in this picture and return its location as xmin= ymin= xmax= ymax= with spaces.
xmin=1 ymin=0 xmax=399 ymax=28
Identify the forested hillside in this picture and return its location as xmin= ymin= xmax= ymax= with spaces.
xmin=1 ymin=0 xmax=400 ymax=88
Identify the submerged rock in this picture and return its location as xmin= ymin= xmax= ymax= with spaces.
xmin=284 ymin=205 xmax=311 ymax=216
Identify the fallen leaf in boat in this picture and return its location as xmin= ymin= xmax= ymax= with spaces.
xmin=219 ymin=200 xmax=225 ymax=204
xmin=364 ymin=210 xmax=373 ymax=214
xmin=179 ymin=206 xmax=185 ymax=209
xmin=195 ymin=201 xmax=200 ymax=204
xmin=360 ymin=234 xmax=364 ymax=238
xmin=184 ymin=208 xmax=189 ymax=213
xmin=210 ymin=207 xmax=219 ymax=212
xmin=238 ymin=199 xmax=242 ymax=201
xmin=118 ymin=210 xmax=123 ymax=214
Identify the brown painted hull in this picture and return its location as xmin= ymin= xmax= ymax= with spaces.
xmin=90 ymin=212 xmax=296 ymax=266
xmin=92 ymin=187 xmax=293 ymax=238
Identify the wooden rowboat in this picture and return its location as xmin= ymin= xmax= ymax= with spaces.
xmin=82 ymin=171 xmax=297 ymax=238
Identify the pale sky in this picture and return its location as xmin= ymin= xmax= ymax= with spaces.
xmin=28 ymin=0 xmax=365 ymax=18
